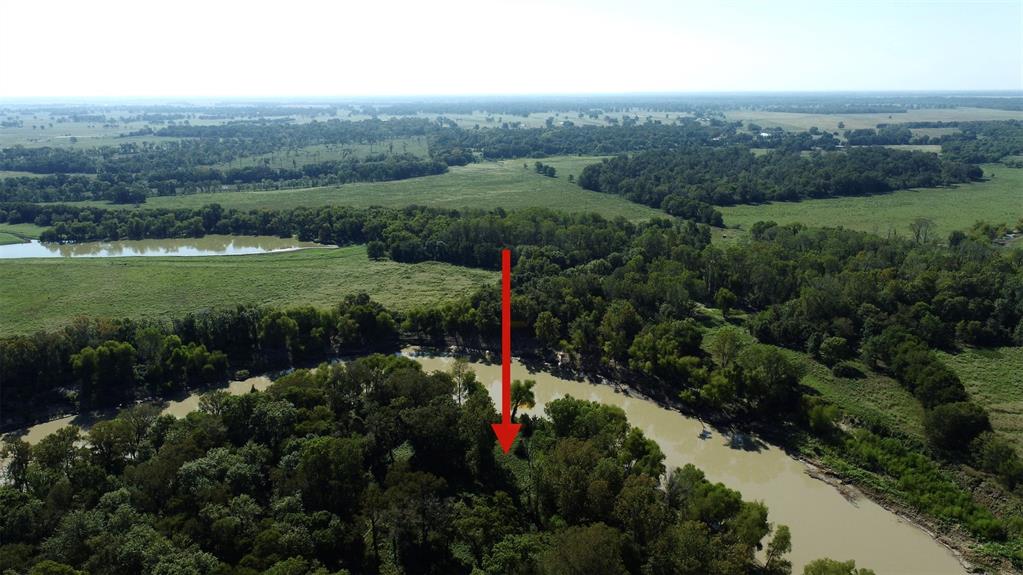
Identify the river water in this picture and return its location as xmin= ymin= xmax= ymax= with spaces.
xmin=410 ymin=354 xmax=965 ymax=575
xmin=10 ymin=355 xmax=964 ymax=574
xmin=0 ymin=236 xmax=324 ymax=258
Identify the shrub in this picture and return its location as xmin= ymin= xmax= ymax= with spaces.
xmin=923 ymin=402 xmax=991 ymax=453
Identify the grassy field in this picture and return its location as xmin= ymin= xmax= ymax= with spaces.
xmin=0 ymin=232 xmax=25 ymax=245
xmin=212 ymin=139 xmax=430 ymax=170
xmin=0 ymin=245 xmax=496 ymax=336
xmin=725 ymin=107 xmax=1022 ymax=133
xmin=68 ymin=156 xmax=663 ymax=221
xmin=719 ymin=164 xmax=1023 ymax=238
xmin=698 ymin=307 xmax=927 ymax=441
xmin=700 ymin=306 xmax=1021 ymax=450
xmin=940 ymin=347 xmax=1023 ymax=454
xmin=0 ymin=222 xmax=46 ymax=239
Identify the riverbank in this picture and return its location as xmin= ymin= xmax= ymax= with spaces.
xmin=407 ymin=348 xmax=967 ymax=573
xmin=409 ymin=345 xmax=990 ymax=573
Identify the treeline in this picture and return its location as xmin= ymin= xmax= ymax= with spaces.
xmin=866 ymin=120 xmax=1023 ymax=163
xmin=0 ymin=295 xmax=400 ymax=425
xmin=939 ymin=120 xmax=1023 ymax=163
xmin=578 ymin=146 xmax=981 ymax=206
xmin=428 ymin=121 xmax=722 ymax=163
xmin=154 ymin=117 xmax=436 ymax=147
xmin=0 ymin=353 xmax=816 ymax=574
xmin=352 ymin=93 xmax=1023 ymax=116
xmin=843 ymin=126 xmax=913 ymax=146
xmin=429 ymin=122 xmax=839 ymax=165
xmin=0 ymin=146 xmax=445 ymax=202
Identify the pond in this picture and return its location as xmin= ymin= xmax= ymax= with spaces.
xmin=0 ymin=235 xmax=326 ymax=258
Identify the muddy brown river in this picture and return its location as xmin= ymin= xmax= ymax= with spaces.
xmin=411 ymin=354 xmax=965 ymax=575
xmin=12 ymin=355 xmax=964 ymax=574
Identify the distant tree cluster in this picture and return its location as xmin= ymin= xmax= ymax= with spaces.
xmin=534 ymin=161 xmax=556 ymax=177
xmin=0 ymin=147 xmax=446 ymax=201
xmin=843 ymin=126 xmax=913 ymax=146
xmin=577 ymin=146 xmax=981 ymax=206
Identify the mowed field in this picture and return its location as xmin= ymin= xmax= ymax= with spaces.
xmin=72 ymin=156 xmax=663 ymax=221
xmin=0 ymin=245 xmax=496 ymax=336
xmin=720 ymin=164 xmax=1023 ymax=238
xmin=725 ymin=107 xmax=1023 ymax=132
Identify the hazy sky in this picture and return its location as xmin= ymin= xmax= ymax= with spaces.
xmin=1 ymin=0 xmax=1020 ymax=98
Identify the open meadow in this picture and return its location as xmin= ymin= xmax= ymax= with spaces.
xmin=70 ymin=155 xmax=663 ymax=220
xmin=940 ymin=347 xmax=1023 ymax=455
xmin=719 ymin=163 xmax=1023 ymax=238
xmin=0 ymin=244 xmax=496 ymax=336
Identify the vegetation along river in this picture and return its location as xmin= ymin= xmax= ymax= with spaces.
xmin=11 ymin=353 xmax=965 ymax=574
xmin=411 ymin=353 xmax=966 ymax=575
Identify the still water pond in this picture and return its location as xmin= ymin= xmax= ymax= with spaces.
xmin=0 ymin=235 xmax=323 ymax=258
xmin=410 ymin=354 xmax=966 ymax=575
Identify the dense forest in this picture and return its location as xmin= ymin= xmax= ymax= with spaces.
xmin=0 ymin=353 xmax=810 ymax=574
xmin=577 ymin=146 xmax=982 ymax=206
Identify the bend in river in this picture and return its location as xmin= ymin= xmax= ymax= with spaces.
xmin=0 ymin=235 xmax=326 ymax=258
xmin=409 ymin=353 xmax=966 ymax=575
xmin=10 ymin=353 xmax=965 ymax=574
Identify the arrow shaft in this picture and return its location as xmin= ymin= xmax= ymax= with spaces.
xmin=502 ymin=249 xmax=511 ymax=423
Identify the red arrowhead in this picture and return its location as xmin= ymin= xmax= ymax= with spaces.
xmin=491 ymin=422 xmax=522 ymax=453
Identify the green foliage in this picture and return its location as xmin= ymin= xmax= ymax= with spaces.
xmin=627 ymin=320 xmax=705 ymax=384
xmin=817 ymin=337 xmax=851 ymax=367
xmin=540 ymin=523 xmax=627 ymax=575
xmin=510 ymin=379 xmax=537 ymax=420
xmin=842 ymin=430 xmax=1006 ymax=540
xmin=713 ymin=287 xmax=737 ymax=316
xmin=923 ymin=401 xmax=991 ymax=453
xmin=534 ymin=311 xmax=562 ymax=351
xmin=802 ymin=558 xmax=876 ymax=575
xmin=972 ymin=432 xmax=1023 ymax=490
xmin=579 ymin=146 xmax=979 ymax=206
xmin=598 ymin=300 xmax=642 ymax=365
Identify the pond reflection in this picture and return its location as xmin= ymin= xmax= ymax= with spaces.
xmin=0 ymin=235 xmax=325 ymax=258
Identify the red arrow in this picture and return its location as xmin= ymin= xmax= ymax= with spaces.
xmin=491 ymin=248 xmax=521 ymax=453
